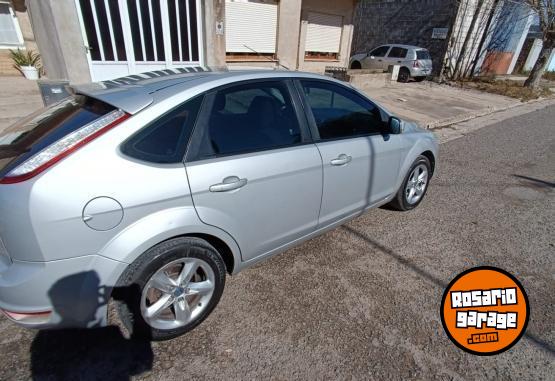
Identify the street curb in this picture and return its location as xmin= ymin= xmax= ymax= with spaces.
xmin=426 ymin=97 xmax=555 ymax=130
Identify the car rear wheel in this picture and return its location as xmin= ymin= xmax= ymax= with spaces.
xmin=388 ymin=155 xmax=431 ymax=211
xmin=398 ymin=67 xmax=411 ymax=83
xmin=350 ymin=61 xmax=362 ymax=69
xmin=114 ymin=237 xmax=226 ymax=341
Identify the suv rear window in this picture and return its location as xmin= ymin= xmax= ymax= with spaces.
xmin=0 ymin=96 xmax=115 ymax=176
xmin=417 ymin=50 xmax=431 ymax=60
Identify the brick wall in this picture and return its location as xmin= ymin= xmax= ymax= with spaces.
xmin=351 ymin=0 xmax=460 ymax=75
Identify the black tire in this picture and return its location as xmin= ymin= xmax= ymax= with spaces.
xmin=415 ymin=76 xmax=426 ymax=82
xmin=351 ymin=61 xmax=362 ymax=69
xmin=113 ymin=237 xmax=226 ymax=341
xmin=388 ymin=155 xmax=432 ymax=211
xmin=398 ymin=67 xmax=411 ymax=83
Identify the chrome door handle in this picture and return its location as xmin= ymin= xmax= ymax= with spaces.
xmin=209 ymin=176 xmax=248 ymax=192
xmin=330 ymin=154 xmax=352 ymax=166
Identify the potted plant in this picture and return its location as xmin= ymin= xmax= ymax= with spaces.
xmin=10 ymin=49 xmax=41 ymax=80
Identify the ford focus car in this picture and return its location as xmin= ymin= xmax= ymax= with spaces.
xmin=0 ymin=69 xmax=437 ymax=340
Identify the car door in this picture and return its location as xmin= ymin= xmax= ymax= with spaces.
xmin=185 ymin=80 xmax=323 ymax=262
xmin=386 ymin=46 xmax=409 ymax=67
xmin=296 ymin=79 xmax=403 ymax=226
xmin=361 ymin=46 xmax=390 ymax=70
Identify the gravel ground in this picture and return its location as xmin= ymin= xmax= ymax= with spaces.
xmin=0 ymin=106 xmax=553 ymax=380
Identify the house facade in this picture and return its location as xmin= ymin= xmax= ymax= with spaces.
xmin=0 ymin=0 xmax=36 ymax=75
xmin=1 ymin=0 xmax=356 ymax=83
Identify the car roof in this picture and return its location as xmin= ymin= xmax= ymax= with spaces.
xmin=379 ymin=44 xmax=427 ymax=50
xmin=73 ymin=67 xmax=332 ymax=114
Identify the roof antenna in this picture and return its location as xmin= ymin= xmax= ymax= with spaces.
xmin=243 ymin=45 xmax=290 ymax=70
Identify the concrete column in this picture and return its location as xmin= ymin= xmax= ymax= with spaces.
xmin=25 ymin=0 xmax=91 ymax=84
xmin=507 ymin=9 xmax=534 ymax=75
xmin=203 ymin=0 xmax=226 ymax=69
xmin=276 ymin=0 xmax=302 ymax=70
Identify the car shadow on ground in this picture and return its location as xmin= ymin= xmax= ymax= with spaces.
xmin=29 ymin=272 xmax=153 ymax=381
xmin=30 ymin=327 xmax=153 ymax=381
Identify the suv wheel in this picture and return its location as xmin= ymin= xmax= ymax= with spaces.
xmin=388 ymin=155 xmax=431 ymax=211
xmin=398 ymin=67 xmax=411 ymax=83
xmin=351 ymin=61 xmax=362 ymax=69
xmin=114 ymin=237 xmax=226 ymax=341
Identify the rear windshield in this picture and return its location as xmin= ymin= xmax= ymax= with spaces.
xmin=417 ymin=50 xmax=431 ymax=60
xmin=0 ymin=95 xmax=115 ymax=176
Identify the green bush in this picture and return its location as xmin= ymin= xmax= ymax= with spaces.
xmin=9 ymin=49 xmax=41 ymax=68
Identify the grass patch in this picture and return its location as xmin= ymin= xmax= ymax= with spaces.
xmin=457 ymin=77 xmax=552 ymax=102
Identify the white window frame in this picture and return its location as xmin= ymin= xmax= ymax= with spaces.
xmin=0 ymin=0 xmax=25 ymax=49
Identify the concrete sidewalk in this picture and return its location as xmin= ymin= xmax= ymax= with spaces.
xmin=357 ymin=80 xmax=524 ymax=129
xmin=0 ymin=77 xmax=43 ymax=131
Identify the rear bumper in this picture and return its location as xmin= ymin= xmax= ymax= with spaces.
xmin=0 ymin=255 xmax=127 ymax=329
xmin=410 ymin=67 xmax=432 ymax=77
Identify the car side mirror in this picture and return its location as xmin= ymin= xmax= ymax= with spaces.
xmin=388 ymin=116 xmax=402 ymax=134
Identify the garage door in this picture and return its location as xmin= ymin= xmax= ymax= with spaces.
xmin=305 ymin=12 xmax=343 ymax=54
xmin=225 ymin=0 xmax=277 ymax=54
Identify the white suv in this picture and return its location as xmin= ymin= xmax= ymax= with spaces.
xmin=350 ymin=44 xmax=433 ymax=82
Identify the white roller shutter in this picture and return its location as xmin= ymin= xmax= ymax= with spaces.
xmin=305 ymin=12 xmax=343 ymax=53
xmin=225 ymin=0 xmax=277 ymax=54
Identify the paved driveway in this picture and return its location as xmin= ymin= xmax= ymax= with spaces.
xmin=359 ymin=81 xmax=519 ymax=128
xmin=0 ymin=106 xmax=553 ymax=380
xmin=0 ymin=77 xmax=43 ymax=132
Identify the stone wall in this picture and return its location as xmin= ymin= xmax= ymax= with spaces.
xmin=351 ymin=0 xmax=460 ymax=75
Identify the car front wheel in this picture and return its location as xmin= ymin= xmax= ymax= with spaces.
xmin=351 ymin=61 xmax=362 ymax=69
xmin=388 ymin=155 xmax=431 ymax=211
xmin=114 ymin=237 xmax=226 ymax=341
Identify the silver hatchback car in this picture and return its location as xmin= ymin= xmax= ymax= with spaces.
xmin=0 ymin=70 xmax=437 ymax=340
xmin=350 ymin=44 xmax=433 ymax=82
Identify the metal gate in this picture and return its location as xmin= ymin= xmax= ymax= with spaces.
xmin=75 ymin=0 xmax=203 ymax=81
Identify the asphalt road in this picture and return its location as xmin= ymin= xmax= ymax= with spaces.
xmin=0 ymin=105 xmax=553 ymax=380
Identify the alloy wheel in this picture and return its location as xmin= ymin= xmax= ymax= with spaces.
xmin=140 ymin=257 xmax=216 ymax=330
xmin=405 ymin=164 xmax=429 ymax=205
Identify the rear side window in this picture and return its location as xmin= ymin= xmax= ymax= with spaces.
xmin=192 ymin=81 xmax=302 ymax=159
xmin=370 ymin=46 xmax=389 ymax=57
xmin=121 ymin=96 xmax=203 ymax=163
xmin=0 ymin=96 xmax=115 ymax=175
xmin=417 ymin=50 xmax=431 ymax=60
xmin=388 ymin=47 xmax=408 ymax=59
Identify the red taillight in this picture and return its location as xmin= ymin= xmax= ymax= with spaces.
xmin=413 ymin=60 xmax=420 ymax=68
xmin=2 ymin=309 xmax=52 ymax=324
xmin=0 ymin=110 xmax=130 ymax=184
